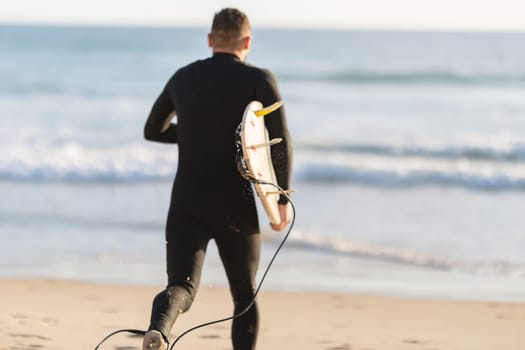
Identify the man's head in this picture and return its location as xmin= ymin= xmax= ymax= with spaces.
xmin=208 ymin=8 xmax=251 ymax=61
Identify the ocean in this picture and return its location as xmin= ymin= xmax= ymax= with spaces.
xmin=1 ymin=25 xmax=525 ymax=302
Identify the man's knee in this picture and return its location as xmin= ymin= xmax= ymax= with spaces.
xmin=231 ymin=287 xmax=256 ymax=310
xmin=154 ymin=281 xmax=196 ymax=314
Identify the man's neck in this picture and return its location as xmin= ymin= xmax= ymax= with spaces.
xmin=213 ymin=48 xmax=247 ymax=62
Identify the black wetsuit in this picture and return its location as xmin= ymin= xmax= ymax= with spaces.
xmin=143 ymin=52 xmax=292 ymax=350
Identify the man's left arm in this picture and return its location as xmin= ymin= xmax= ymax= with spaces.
xmin=144 ymin=87 xmax=178 ymax=144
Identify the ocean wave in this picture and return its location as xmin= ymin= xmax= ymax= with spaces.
xmin=3 ymin=139 xmax=525 ymax=191
xmin=279 ymin=69 xmax=525 ymax=86
xmin=0 ymin=80 xmax=155 ymax=98
xmin=293 ymin=140 xmax=525 ymax=190
xmin=299 ymin=142 xmax=525 ymax=162
xmin=296 ymin=162 xmax=525 ymax=190
xmin=4 ymin=70 xmax=523 ymax=98
xmin=0 ymin=142 xmax=176 ymax=183
xmin=283 ymin=230 xmax=525 ymax=278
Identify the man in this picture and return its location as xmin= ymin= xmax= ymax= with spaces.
xmin=142 ymin=8 xmax=292 ymax=350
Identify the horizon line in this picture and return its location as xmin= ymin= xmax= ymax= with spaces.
xmin=2 ymin=20 xmax=525 ymax=34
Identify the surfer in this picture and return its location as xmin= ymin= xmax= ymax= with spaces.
xmin=142 ymin=8 xmax=292 ymax=350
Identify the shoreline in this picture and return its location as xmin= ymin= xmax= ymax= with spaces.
xmin=1 ymin=278 xmax=524 ymax=350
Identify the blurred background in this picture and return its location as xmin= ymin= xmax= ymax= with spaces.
xmin=1 ymin=0 xmax=525 ymax=301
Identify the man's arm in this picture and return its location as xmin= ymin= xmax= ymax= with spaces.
xmin=255 ymin=70 xmax=294 ymax=231
xmin=144 ymin=88 xmax=178 ymax=143
xmin=257 ymin=70 xmax=293 ymax=204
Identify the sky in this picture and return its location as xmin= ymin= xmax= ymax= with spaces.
xmin=3 ymin=0 xmax=525 ymax=31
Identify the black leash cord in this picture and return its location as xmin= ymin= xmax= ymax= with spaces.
xmin=94 ymin=329 xmax=145 ymax=349
xmin=93 ymin=182 xmax=296 ymax=350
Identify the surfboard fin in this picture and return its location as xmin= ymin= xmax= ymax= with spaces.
xmin=249 ymin=138 xmax=282 ymax=150
xmin=264 ymin=189 xmax=296 ymax=196
xmin=254 ymin=101 xmax=283 ymax=117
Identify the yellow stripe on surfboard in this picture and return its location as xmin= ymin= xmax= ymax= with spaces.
xmin=254 ymin=101 xmax=283 ymax=117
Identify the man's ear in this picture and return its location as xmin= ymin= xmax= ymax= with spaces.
xmin=243 ymin=36 xmax=251 ymax=50
xmin=208 ymin=33 xmax=214 ymax=48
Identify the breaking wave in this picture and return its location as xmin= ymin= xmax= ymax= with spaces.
xmin=283 ymin=230 xmax=525 ymax=278
xmin=294 ymin=141 xmax=525 ymax=190
xmin=3 ymin=139 xmax=525 ymax=191
xmin=299 ymin=142 xmax=525 ymax=162
xmin=279 ymin=69 xmax=525 ymax=86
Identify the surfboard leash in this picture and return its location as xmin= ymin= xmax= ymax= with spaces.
xmin=95 ymin=123 xmax=294 ymax=349
xmin=94 ymin=329 xmax=146 ymax=350
xmin=93 ymin=188 xmax=295 ymax=350
xmin=157 ymin=123 xmax=297 ymax=348
xmin=166 ymin=186 xmax=295 ymax=349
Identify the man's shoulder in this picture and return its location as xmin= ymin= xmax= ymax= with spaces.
xmin=167 ymin=58 xmax=278 ymax=87
xmin=165 ymin=59 xmax=205 ymax=86
xmin=173 ymin=59 xmax=202 ymax=76
xmin=241 ymin=62 xmax=279 ymax=86
xmin=243 ymin=62 xmax=274 ymax=77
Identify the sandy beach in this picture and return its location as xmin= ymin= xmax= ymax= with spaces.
xmin=0 ymin=279 xmax=523 ymax=350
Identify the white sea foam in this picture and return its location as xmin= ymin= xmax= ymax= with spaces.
xmin=3 ymin=135 xmax=525 ymax=191
xmin=287 ymin=137 xmax=525 ymax=189
xmin=284 ymin=229 xmax=525 ymax=278
xmin=0 ymin=139 xmax=177 ymax=182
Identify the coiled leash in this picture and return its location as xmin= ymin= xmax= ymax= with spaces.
xmin=94 ymin=124 xmax=295 ymax=350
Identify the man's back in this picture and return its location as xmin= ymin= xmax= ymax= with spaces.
xmin=152 ymin=52 xmax=290 ymax=227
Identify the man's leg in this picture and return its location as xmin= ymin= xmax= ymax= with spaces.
xmin=146 ymin=212 xmax=211 ymax=343
xmin=215 ymin=230 xmax=261 ymax=350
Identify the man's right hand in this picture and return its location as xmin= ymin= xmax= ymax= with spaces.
xmin=270 ymin=203 xmax=292 ymax=231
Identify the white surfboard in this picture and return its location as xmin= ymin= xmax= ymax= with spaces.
xmin=239 ymin=100 xmax=284 ymax=225
xmin=161 ymin=111 xmax=177 ymax=133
